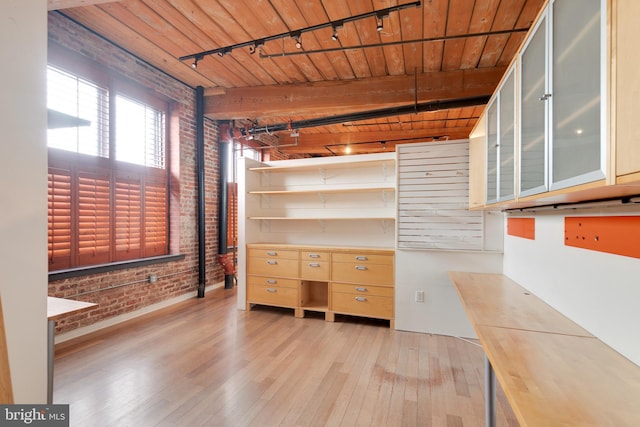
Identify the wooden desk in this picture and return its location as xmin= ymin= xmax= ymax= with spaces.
xmin=449 ymin=271 xmax=640 ymax=427
xmin=47 ymin=297 xmax=96 ymax=404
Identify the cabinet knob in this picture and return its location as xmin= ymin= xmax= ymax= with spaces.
xmin=267 ymin=260 xmax=277 ymax=265
xmin=308 ymin=263 xmax=320 ymax=268
xmin=539 ymin=93 xmax=552 ymax=101
xmin=355 ymin=265 xmax=367 ymax=271
xmin=267 ymin=251 xmax=277 ymax=256
xmin=267 ymin=279 xmax=277 ymax=284
xmin=355 ymin=256 xmax=368 ymax=261
xmin=355 ymin=287 xmax=368 ymax=292
xmin=355 ymin=296 xmax=367 ymax=302
xmin=308 ymin=253 xmax=320 ymax=258
xmin=267 ymin=288 xmax=277 ymax=293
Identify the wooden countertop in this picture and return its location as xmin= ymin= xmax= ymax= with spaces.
xmin=449 ymin=271 xmax=592 ymax=336
xmin=449 ymin=271 xmax=640 ymax=427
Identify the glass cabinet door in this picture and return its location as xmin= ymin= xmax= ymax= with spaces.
xmin=550 ymin=0 xmax=604 ymax=188
xmin=486 ymin=99 xmax=498 ymax=204
xmin=519 ymin=13 xmax=548 ymax=197
xmin=499 ymin=68 xmax=516 ymax=201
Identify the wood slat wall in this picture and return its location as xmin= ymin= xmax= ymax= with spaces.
xmin=397 ymin=140 xmax=484 ymax=250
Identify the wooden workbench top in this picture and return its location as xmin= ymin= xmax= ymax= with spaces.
xmin=449 ymin=271 xmax=640 ymax=427
xmin=477 ymin=325 xmax=640 ymax=426
xmin=448 ymin=271 xmax=592 ymax=337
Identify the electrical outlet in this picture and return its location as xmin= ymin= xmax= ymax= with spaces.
xmin=415 ymin=290 xmax=424 ymax=303
xmin=148 ymin=274 xmax=158 ymax=283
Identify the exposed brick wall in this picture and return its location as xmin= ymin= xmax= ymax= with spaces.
xmin=48 ymin=12 xmax=224 ymax=334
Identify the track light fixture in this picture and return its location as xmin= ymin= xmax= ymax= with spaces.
xmin=191 ymin=55 xmax=203 ymax=69
xmin=376 ymin=12 xmax=389 ymax=32
xmin=291 ymin=31 xmax=302 ymax=49
xmin=178 ymin=1 xmax=421 ymax=64
xmin=331 ymin=20 xmax=343 ymax=41
xmin=248 ymin=39 xmax=265 ymax=54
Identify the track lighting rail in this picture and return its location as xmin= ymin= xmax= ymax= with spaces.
xmin=258 ymin=28 xmax=530 ymax=58
xmin=178 ymin=1 xmax=421 ymax=64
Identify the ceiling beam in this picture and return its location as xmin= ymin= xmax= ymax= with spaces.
xmin=48 ymin=0 xmax=120 ymax=11
xmin=204 ymin=67 xmax=505 ymax=120
xmin=271 ymin=127 xmax=475 ymax=155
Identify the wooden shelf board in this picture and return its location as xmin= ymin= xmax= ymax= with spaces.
xmin=249 ymin=186 xmax=395 ymax=195
xmin=248 ymin=158 xmax=394 ymax=172
xmin=248 ymin=216 xmax=396 ymax=221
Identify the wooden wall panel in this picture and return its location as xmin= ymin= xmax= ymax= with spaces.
xmin=397 ymin=140 xmax=484 ymax=250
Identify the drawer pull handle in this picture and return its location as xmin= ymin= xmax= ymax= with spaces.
xmin=309 ymin=263 xmax=320 ymax=268
xmin=267 ymin=288 xmax=277 ymax=293
xmin=267 ymin=260 xmax=278 ymax=265
xmin=355 ymin=256 xmax=368 ymax=261
xmin=308 ymin=253 xmax=320 ymax=258
xmin=267 ymin=279 xmax=277 ymax=284
xmin=355 ymin=266 xmax=367 ymax=271
xmin=355 ymin=296 xmax=367 ymax=302
xmin=267 ymin=251 xmax=277 ymax=256
xmin=355 ymin=287 xmax=367 ymax=292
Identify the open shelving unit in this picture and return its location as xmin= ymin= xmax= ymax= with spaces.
xmin=237 ymin=152 xmax=397 ymax=315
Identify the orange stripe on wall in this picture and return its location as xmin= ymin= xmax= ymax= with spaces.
xmin=565 ymin=216 xmax=640 ymax=259
xmin=507 ymin=217 xmax=535 ymax=240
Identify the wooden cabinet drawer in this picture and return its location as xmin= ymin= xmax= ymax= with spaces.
xmin=301 ymin=251 xmax=330 ymax=261
xmin=331 ymin=252 xmax=393 ymax=265
xmin=331 ymin=282 xmax=393 ymax=297
xmin=331 ymin=261 xmax=393 ymax=286
xmin=248 ymin=256 xmax=299 ymax=277
xmin=331 ymin=291 xmax=393 ymax=319
xmin=247 ymin=276 xmax=298 ymax=289
xmin=248 ymin=248 xmax=299 ymax=260
xmin=247 ymin=283 xmax=298 ymax=308
xmin=300 ymin=260 xmax=329 ymax=281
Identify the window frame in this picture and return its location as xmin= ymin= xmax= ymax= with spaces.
xmin=47 ymin=43 xmax=173 ymax=274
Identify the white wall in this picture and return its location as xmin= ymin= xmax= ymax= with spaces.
xmin=395 ymin=249 xmax=503 ymax=337
xmin=0 ymin=0 xmax=48 ymax=402
xmin=504 ymin=206 xmax=640 ymax=366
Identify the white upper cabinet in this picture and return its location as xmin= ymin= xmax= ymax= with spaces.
xmin=486 ymin=65 xmax=517 ymax=204
xmin=519 ymin=0 xmax=605 ymax=198
xmin=549 ymin=0 xmax=605 ymax=189
xmin=519 ymin=11 xmax=548 ymax=197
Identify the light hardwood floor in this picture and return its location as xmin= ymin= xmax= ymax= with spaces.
xmin=54 ymin=287 xmax=518 ymax=426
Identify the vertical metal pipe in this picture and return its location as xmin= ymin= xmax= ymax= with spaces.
xmin=218 ymin=131 xmax=234 ymax=289
xmin=196 ymin=86 xmax=206 ymax=298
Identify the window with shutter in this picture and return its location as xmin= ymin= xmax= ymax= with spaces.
xmin=144 ymin=175 xmax=168 ymax=257
xmin=76 ymin=166 xmax=111 ymax=265
xmin=115 ymin=174 xmax=142 ymax=261
xmin=48 ymin=165 xmax=72 ymax=270
xmin=46 ymin=60 xmax=170 ymax=272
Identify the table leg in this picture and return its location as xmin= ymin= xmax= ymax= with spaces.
xmin=47 ymin=319 xmax=54 ymax=404
xmin=485 ymin=355 xmax=496 ymax=427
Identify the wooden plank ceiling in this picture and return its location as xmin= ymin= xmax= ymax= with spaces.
xmin=51 ymin=0 xmax=545 ymax=157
